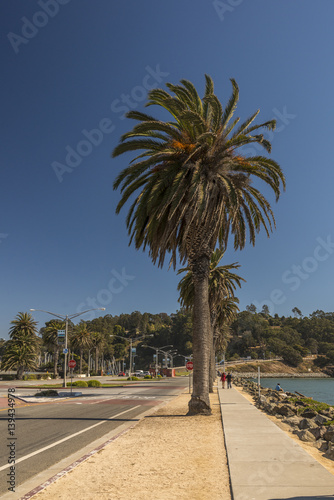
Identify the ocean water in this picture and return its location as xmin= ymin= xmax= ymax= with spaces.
xmin=251 ymin=377 xmax=334 ymax=406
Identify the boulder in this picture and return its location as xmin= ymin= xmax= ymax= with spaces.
xmin=314 ymin=439 xmax=328 ymax=452
xmin=309 ymin=426 xmax=327 ymax=440
xmin=298 ymin=418 xmax=318 ymax=430
xmin=282 ymin=416 xmax=302 ymax=428
xmin=315 ymin=414 xmax=331 ymax=426
xmin=322 ymin=427 xmax=334 ymax=442
xmin=273 ymin=405 xmax=295 ymax=417
xmin=296 ymin=429 xmax=317 ymax=442
xmin=300 ymin=409 xmax=318 ymax=419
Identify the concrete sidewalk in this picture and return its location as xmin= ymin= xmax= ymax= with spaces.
xmin=218 ymin=385 xmax=334 ymax=500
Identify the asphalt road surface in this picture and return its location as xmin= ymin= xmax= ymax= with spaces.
xmin=0 ymin=378 xmax=188 ymax=496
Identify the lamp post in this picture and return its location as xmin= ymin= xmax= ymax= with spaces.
xmin=142 ymin=345 xmax=173 ymax=377
xmin=30 ymin=307 xmax=105 ymax=387
xmin=110 ymin=334 xmax=152 ymax=377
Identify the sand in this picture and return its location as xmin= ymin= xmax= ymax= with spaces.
xmin=33 ymin=389 xmax=231 ymax=500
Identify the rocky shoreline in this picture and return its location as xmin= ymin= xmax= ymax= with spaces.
xmin=234 ymin=377 xmax=334 ymax=461
xmin=234 ymin=372 xmax=330 ymax=378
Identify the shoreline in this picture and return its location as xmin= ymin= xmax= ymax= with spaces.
xmin=233 ymin=384 xmax=334 ymax=476
xmin=231 ymin=372 xmax=330 ymax=378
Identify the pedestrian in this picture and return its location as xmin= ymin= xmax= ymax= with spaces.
xmin=221 ymin=371 xmax=226 ymax=389
xmin=226 ymin=372 xmax=233 ymax=389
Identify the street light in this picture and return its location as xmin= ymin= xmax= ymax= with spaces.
xmin=30 ymin=307 xmax=105 ymax=387
xmin=110 ymin=334 xmax=152 ymax=377
xmin=142 ymin=345 xmax=173 ymax=377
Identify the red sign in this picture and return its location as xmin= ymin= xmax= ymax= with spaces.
xmin=68 ymin=360 xmax=76 ymax=369
xmin=186 ymin=361 xmax=193 ymax=370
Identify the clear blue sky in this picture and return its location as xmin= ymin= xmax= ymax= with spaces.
xmin=1 ymin=0 xmax=334 ymax=339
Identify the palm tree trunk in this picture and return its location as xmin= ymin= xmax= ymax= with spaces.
xmin=17 ymin=365 xmax=24 ymax=380
xmin=54 ymin=347 xmax=59 ymax=377
xmin=95 ymin=348 xmax=99 ymax=375
xmin=209 ymin=327 xmax=215 ymax=393
xmin=188 ymin=256 xmax=212 ymax=415
xmin=80 ymin=349 xmax=83 ymax=374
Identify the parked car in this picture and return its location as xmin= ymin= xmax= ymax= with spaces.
xmin=118 ymin=372 xmax=126 ymax=376
xmin=143 ymin=371 xmax=151 ymax=377
xmin=134 ymin=370 xmax=144 ymax=377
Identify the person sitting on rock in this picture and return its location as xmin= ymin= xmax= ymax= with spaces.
xmin=275 ymin=383 xmax=284 ymax=392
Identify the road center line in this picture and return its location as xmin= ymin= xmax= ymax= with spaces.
xmin=0 ymin=405 xmax=141 ymax=471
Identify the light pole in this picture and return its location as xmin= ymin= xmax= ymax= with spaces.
xmin=30 ymin=308 xmax=105 ymax=387
xmin=110 ymin=334 xmax=152 ymax=377
xmin=142 ymin=345 xmax=173 ymax=377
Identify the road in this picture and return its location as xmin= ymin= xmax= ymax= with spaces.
xmin=0 ymin=378 xmax=188 ymax=496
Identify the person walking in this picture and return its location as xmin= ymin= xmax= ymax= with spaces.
xmin=226 ymin=372 xmax=233 ymax=389
xmin=221 ymin=371 xmax=226 ymax=389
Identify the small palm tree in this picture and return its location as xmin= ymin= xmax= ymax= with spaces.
xmin=113 ymin=75 xmax=285 ymax=414
xmin=42 ymin=320 xmax=65 ymax=377
xmin=3 ymin=312 xmax=39 ymax=379
xmin=2 ymin=341 xmax=38 ymax=378
xmin=71 ymin=323 xmax=93 ymax=374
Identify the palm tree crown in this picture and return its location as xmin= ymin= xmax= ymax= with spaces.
xmin=113 ymin=75 xmax=285 ymax=269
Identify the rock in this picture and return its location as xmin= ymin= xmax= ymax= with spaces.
xmin=314 ymin=439 xmax=328 ymax=452
xmin=298 ymin=418 xmax=318 ymax=430
xmin=315 ymin=414 xmax=331 ymax=426
xmin=296 ymin=429 xmax=317 ymax=442
xmin=309 ymin=426 xmax=327 ymax=440
xmin=325 ymin=442 xmax=334 ymax=460
xmin=282 ymin=416 xmax=302 ymax=428
xmin=259 ymin=395 xmax=267 ymax=404
xmin=323 ymin=427 xmax=334 ymax=442
xmin=300 ymin=409 xmax=318 ymax=418
xmin=273 ymin=405 xmax=295 ymax=417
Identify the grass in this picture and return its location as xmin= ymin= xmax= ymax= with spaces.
xmin=287 ymin=397 xmax=332 ymax=414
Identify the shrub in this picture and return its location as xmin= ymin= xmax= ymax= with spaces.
xmin=69 ymin=380 xmax=88 ymax=387
xmin=27 ymin=374 xmax=37 ymax=380
xmin=127 ymin=376 xmax=139 ymax=381
xmin=35 ymin=390 xmax=59 ymax=397
xmin=144 ymin=375 xmax=152 ymax=379
xmin=88 ymin=380 xmax=101 ymax=387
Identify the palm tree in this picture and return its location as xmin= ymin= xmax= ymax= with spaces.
xmin=2 ymin=341 xmax=38 ymax=378
xmin=3 ymin=312 xmax=39 ymax=379
xmin=178 ymin=248 xmax=244 ymax=391
xmin=113 ymin=76 xmax=285 ymax=414
xmin=41 ymin=319 xmax=65 ymax=377
xmin=90 ymin=332 xmax=106 ymax=374
xmin=71 ymin=322 xmax=93 ymax=374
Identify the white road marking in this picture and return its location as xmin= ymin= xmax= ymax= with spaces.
xmin=0 ymin=405 xmax=141 ymax=471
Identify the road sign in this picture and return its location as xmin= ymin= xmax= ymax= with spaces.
xmin=68 ymin=359 xmax=76 ymax=369
xmin=57 ymin=330 xmax=65 ymax=337
xmin=186 ymin=361 xmax=193 ymax=370
xmin=63 ymin=348 xmax=68 ymax=354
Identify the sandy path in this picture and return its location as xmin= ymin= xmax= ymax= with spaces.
xmin=33 ymin=389 xmax=231 ymax=500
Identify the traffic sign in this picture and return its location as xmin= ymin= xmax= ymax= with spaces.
xmin=68 ymin=359 xmax=76 ymax=368
xmin=63 ymin=348 xmax=68 ymax=354
xmin=186 ymin=361 xmax=193 ymax=370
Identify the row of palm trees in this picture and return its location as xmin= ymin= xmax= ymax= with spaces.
xmin=1 ymin=313 xmax=107 ymax=379
xmin=112 ymin=74 xmax=285 ymax=414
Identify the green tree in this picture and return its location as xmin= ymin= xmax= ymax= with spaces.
xmin=3 ymin=312 xmax=39 ymax=379
xmin=41 ymin=319 xmax=65 ymax=377
xmin=71 ymin=322 xmax=93 ymax=374
xmin=112 ymin=76 xmax=285 ymax=414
